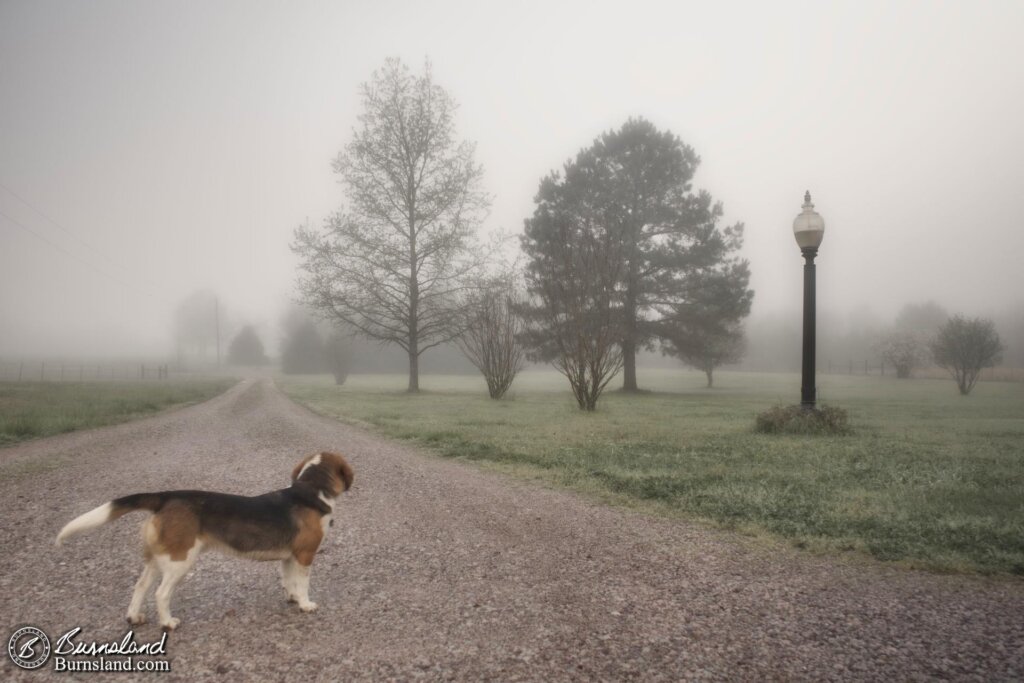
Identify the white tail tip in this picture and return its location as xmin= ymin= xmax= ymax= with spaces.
xmin=56 ymin=502 xmax=114 ymax=546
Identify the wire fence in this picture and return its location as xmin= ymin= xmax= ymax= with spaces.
xmin=824 ymin=359 xmax=886 ymax=375
xmin=0 ymin=361 xmax=182 ymax=383
xmin=822 ymin=359 xmax=1022 ymax=382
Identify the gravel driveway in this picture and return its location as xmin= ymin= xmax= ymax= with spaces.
xmin=1 ymin=378 xmax=1021 ymax=681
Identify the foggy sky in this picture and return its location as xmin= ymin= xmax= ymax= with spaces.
xmin=2 ymin=0 xmax=1022 ymax=358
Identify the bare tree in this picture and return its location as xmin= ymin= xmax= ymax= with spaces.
xmin=876 ymin=330 xmax=926 ymax=378
xmin=456 ymin=276 xmax=525 ymax=399
xmin=930 ymin=315 xmax=1003 ymax=395
xmin=520 ymin=176 xmax=625 ymax=411
xmin=292 ymin=58 xmax=490 ymax=392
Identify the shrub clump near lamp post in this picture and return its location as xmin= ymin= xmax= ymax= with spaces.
xmin=755 ymin=191 xmax=849 ymax=435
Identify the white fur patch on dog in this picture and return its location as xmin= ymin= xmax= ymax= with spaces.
xmin=297 ymin=453 xmax=321 ymax=479
xmin=56 ymin=502 xmax=113 ymax=545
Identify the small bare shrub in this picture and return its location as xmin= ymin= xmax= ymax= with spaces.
xmin=755 ymin=404 xmax=851 ymax=435
xmin=930 ymin=315 xmax=1004 ymax=395
xmin=457 ymin=279 xmax=525 ymax=399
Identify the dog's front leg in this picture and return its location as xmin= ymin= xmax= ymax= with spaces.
xmin=280 ymin=557 xmax=300 ymax=603
xmin=292 ymin=561 xmax=317 ymax=613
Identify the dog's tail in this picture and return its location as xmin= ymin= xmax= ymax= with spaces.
xmin=55 ymin=493 xmax=165 ymax=546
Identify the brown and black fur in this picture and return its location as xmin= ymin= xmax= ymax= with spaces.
xmin=56 ymin=451 xmax=354 ymax=630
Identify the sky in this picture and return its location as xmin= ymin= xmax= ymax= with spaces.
xmin=1 ymin=0 xmax=1022 ymax=358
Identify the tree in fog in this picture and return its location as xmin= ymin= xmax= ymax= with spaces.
xmin=293 ymin=58 xmax=490 ymax=393
xmin=520 ymin=174 xmax=626 ymax=411
xmin=930 ymin=315 xmax=1003 ymax=395
xmin=547 ymin=118 xmax=751 ymax=392
xmin=174 ymin=290 xmax=222 ymax=363
xmin=663 ymin=325 xmax=747 ymax=389
xmin=876 ymin=330 xmax=926 ymax=378
xmin=659 ymin=250 xmax=752 ymax=387
xmin=280 ymin=315 xmax=325 ymax=375
xmin=227 ymin=325 xmax=267 ymax=366
xmin=993 ymin=303 xmax=1024 ymax=368
xmin=456 ymin=274 xmax=525 ymax=399
xmin=324 ymin=330 xmax=354 ymax=385
xmin=895 ymin=301 xmax=949 ymax=335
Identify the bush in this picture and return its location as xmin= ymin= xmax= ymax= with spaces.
xmin=930 ymin=315 xmax=1003 ymax=395
xmin=755 ymin=404 xmax=851 ymax=435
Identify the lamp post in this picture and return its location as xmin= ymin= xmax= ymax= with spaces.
xmin=793 ymin=191 xmax=825 ymax=410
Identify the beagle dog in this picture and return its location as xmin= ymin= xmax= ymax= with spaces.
xmin=56 ymin=452 xmax=353 ymax=631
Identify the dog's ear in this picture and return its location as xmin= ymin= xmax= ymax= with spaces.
xmin=291 ymin=456 xmax=310 ymax=482
xmin=336 ymin=456 xmax=354 ymax=492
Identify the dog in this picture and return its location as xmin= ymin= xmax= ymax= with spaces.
xmin=55 ymin=452 xmax=353 ymax=631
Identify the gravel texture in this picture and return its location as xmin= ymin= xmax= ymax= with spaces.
xmin=1 ymin=378 xmax=1022 ymax=681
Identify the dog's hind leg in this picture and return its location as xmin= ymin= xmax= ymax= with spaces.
xmin=126 ymin=556 xmax=157 ymax=625
xmin=154 ymin=545 xmax=200 ymax=631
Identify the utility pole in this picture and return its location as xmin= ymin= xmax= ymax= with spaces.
xmin=215 ymin=296 xmax=221 ymax=367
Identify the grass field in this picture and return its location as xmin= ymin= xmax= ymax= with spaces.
xmin=0 ymin=379 xmax=236 ymax=446
xmin=281 ymin=369 xmax=1024 ymax=575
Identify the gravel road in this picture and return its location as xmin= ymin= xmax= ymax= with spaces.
xmin=1 ymin=378 xmax=1021 ymax=681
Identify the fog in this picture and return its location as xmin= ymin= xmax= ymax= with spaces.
xmin=2 ymin=1 xmax=1022 ymax=366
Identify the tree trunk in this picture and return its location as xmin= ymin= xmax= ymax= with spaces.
xmin=408 ymin=350 xmax=419 ymax=392
xmin=408 ymin=216 xmax=419 ymax=393
xmin=622 ymin=338 xmax=637 ymax=391
xmin=622 ymin=280 xmax=639 ymax=391
xmin=705 ymin=368 xmax=713 ymax=388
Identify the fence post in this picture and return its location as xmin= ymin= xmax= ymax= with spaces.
xmin=41 ymin=361 xmax=45 ymax=381
xmin=18 ymin=362 xmax=23 ymax=382
xmin=60 ymin=364 xmax=64 ymax=382
xmin=140 ymin=364 xmax=145 ymax=380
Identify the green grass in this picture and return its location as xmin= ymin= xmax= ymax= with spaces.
xmin=280 ymin=369 xmax=1024 ymax=575
xmin=0 ymin=379 xmax=236 ymax=446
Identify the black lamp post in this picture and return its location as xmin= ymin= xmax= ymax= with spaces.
xmin=793 ymin=191 xmax=825 ymax=410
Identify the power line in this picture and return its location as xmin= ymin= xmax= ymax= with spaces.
xmin=0 ymin=207 xmax=164 ymax=301
xmin=0 ymin=180 xmax=170 ymax=301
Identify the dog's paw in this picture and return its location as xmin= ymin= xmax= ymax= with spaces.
xmin=286 ymin=594 xmax=298 ymax=604
xmin=161 ymin=618 xmax=180 ymax=632
xmin=126 ymin=613 xmax=146 ymax=626
xmin=298 ymin=601 xmax=318 ymax=613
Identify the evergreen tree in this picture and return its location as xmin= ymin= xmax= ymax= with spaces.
xmin=226 ymin=325 xmax=267 ymax=366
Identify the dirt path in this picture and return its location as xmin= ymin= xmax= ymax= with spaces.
xmin=1 ymin=379 xmax=1021 ymax=681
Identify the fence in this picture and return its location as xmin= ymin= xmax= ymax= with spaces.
xmin=822 ymin=359 xmax=1022 ymax=382
xmin=824 ymin=359 xmax=886 ymax=376
xmin=0 ymin=362 xmax=176 ymax=382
